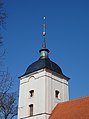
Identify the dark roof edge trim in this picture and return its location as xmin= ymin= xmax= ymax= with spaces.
xmin=18 ymin=68 xmax=70 ymax=80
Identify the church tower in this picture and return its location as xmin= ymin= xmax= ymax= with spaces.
xmin=18 ymin=17 xmax=70 ymax=119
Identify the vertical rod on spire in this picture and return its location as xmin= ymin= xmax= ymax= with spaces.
xmin=42 ymin=16 xmax=46 ymax=48
xmin=39 ymin=17 xmax=50 ymax=58
xmin=42 ymin=16 xmax=46 ymax=37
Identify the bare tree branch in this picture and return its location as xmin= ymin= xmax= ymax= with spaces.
xmin=0 ymin=92 xmax=18 ymax=119
xmin=0 ymin=0 xmax=7 ymax=28
xmin=0 ymin=71 xmax=13 ymax=93
xmin=0 ymin=1 xmax=18 ymax=119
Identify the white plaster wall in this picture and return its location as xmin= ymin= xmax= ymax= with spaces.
xmin=45 ymin=70 xmax=69 ymax=114
xmin=23 ymin=114 xmax=50 ymax=119
xmin=18 ymin=69 xmax=69 ymax=119
xmin=18 ymin=69 xmax=47 ymax=119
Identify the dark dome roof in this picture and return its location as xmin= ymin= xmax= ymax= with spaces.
xmin=19 ymin=43 xmax=70 ymax=80
xmin=21 ymin=58 xmax=70 ymax=80
xmin=25 ymin=58 xmax=62 ymax=75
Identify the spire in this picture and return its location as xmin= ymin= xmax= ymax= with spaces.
xmin=42 ymin=16 xmax=46 ymax=49
xmin=42 ymin=16 xmax=46 ymax=37
xmin=42 ymin=39 xmax=46 ymax=49
xmin=39 ymin=16 xmax=50 ymax=59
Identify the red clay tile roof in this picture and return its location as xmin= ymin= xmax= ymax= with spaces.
xmin=49 ymin=96 xmax=89 ymax=119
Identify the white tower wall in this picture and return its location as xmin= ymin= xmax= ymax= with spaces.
xmin=18 ymin=69 xmax=69 ymax=119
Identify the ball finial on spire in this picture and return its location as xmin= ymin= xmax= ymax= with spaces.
xmin=42 ymin=16 xmax=46 ymax=36
xmin=43 ymin=16 xmax=46 ymax=20
xmin=39 ymin=16 xmax=50 ymax=59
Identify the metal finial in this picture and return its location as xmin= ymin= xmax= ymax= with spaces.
xmin=43 ymin=16 xmax=46 ymax=20
xmin=39 ymin=17 xmax=50 ymax=59
xmin=42 ymin=16 xmax=46 ymax=36
xmin=42 ymin=39 xmax=46 ymax=49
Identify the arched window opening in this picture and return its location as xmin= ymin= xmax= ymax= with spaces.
xmin=55 ymin=90 xmax=60 ymax=99
xmin=29 ymin=90 xmax=34 ymax=97
xmin=29 ymin=104 xmax=33 ymax=116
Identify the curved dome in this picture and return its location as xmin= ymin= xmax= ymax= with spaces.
xmin=19 ymin=44 xmax=70 ymax=80
xmin=25 ymin=58 xmax=62 ymax=75
xmin=21 ymin=58 xmax=69 ymax=80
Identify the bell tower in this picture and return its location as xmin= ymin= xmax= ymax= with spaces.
xmin=18 ymin=17 xmax=70 ymax=119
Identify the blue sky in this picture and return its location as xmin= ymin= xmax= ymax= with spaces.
xmin=3 ymin=0 xmax=89 ymax=100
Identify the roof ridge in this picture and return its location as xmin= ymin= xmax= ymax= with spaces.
xmin=69 ymin=96 xmax=89 ymax=102
xmin=57 ymin=96 xmax=89 ymax=105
